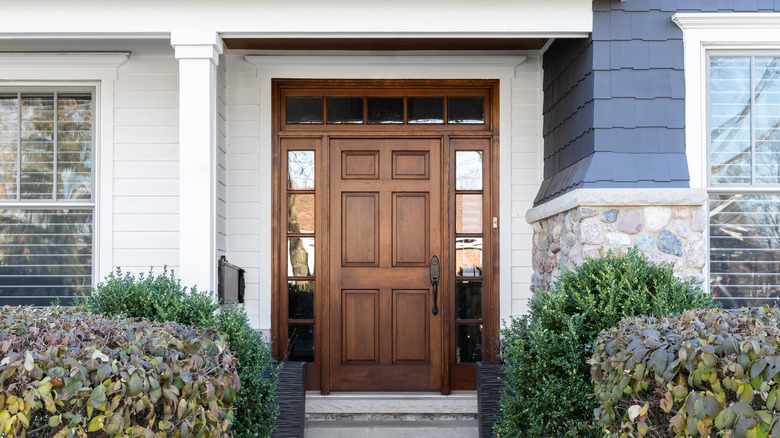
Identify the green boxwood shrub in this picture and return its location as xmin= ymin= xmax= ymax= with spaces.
xmin=79 ymin=268 xmax=279 ymax=438
xmin=494 ymin=249 xmax=716 ymax=438
xmin=0 ymin=306 xmax=239 ymax=437
xmin=592 ymin=307 xmax=780 ymax=438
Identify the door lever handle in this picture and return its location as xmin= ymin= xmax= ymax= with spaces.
xmin=430 ymin=255 xmax=440 ymax=316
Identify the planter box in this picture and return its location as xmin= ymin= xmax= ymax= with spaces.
xmin=268 ymin=361 xmax=307 ymax=438
xmin=476 ymin=362 xmax=506 ymax=438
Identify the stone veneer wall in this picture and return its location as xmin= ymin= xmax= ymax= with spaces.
xmin=531 ymin=205 xmax=707 ymax=291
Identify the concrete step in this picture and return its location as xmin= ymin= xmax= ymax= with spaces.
xmin=303 ymin=392 xmax=478 ymax=438
xmin=305 ymin=419 xmax=478 ymax=438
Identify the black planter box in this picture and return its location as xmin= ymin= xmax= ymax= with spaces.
xmin=266 ymin=361 xmax=307 ymax=438
xmin=477 ymin=362 xmax=506 ymax=438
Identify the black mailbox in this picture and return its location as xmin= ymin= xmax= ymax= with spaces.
xmin=218 ymin=256 xmax=245 ymax=304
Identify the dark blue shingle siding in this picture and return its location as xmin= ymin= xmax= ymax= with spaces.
xmin=534 ymin=0 xmax=775 ymax=206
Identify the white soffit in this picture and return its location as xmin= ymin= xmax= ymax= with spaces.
xmin=0 ymin=0 xmax=592 ymax=38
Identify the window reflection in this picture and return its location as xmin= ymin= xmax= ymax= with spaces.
xmin=456 ymin=324 xmax=482 ymax=363
xmin=288 ymin=151 xmax=315 ymax=190
xmin=456 ymin=281 xmax=482 ymax=320
xmin=710 ymin=193 xmax=780 ymax=307
xmin=456 ymin=151 xmax=483 ymax=190
xmin=456 ymin=237 xmax=482 ymax=277
xmin=288 ymin=280 xmax=314 ymax=320
xmin=288 ymin=237 xmax=314 ymax=277
xmin=287 ymin=324 xmax=314 ymax=362
xmin=288 ymin=194 xmax=315 ymax=234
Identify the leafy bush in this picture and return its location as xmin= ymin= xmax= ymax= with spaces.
xmin=495 ymin=248 xmax=716 ymax=437
xmin=79 ymin=268 xmax=279 ymax=438
xmin=0 ymin=306 xmax=239 ymax=437
xmin=215 ymin=305 xmax=279 ymax=438
xmin=78 ymin=267 xmax=218 ymax=328
xmin=592 ymin=307 xmax=780 ymax=438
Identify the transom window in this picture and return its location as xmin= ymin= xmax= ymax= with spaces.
xmin=708 ymin=55 xmax=780 ymax=307
xmin=0 ymin=89 xmax=95 ymax=306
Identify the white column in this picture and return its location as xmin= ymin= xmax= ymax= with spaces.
xmin=172 ymin=31 xmax=223 ymax=293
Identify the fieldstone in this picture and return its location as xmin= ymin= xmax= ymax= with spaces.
xmin=601 ymin=209 xmax=619 ymax=223
xmin=544 ymin=259 xmax=555 ymax=273
xmin=533 ymin=221 xmax=542 ymax=233
xmin=577 ymin=207 xmax=599 ymax=221
xmin=550 ymin=242 xmax=561 ymax=254
xmin=644 ymin=207 xmax=672 ymax=233
xmin=579 ymin=221 xmax=604 ymax=245
xmin=606 ymin=232 xmax=631 ymax=247
xmin=673 ymin=207 xmax=690 ymax=219
xmin=692 ymin=208 xmax=706 ymax=232
xmin=684 ymin=271 xmax=705 ymax=284
xmin=657 ymin=230 xmax=683 ymax=256
xmin=646 ymin=252 xmax=666 ymax=265
xmin=617 ymin=209 xmax=643 ymax=234
xmin=674 ymin=220 xmax=690 ymax=238
xmin=685 ymin=236 xmax=706 ymax=269
xmin=569 ymin=243 xmax=584 ymax=265
xmin=564 ymin=211 xmax=573 ymax=232
xmin=563 ymin=232 xmax=576 ymax=248
xmin=552 ymin=222 xmax=563 ymax=241
xmin=582 ymin=246 xmax=601 ymax=259
xmin=635 ymin=233 xmax=655 ymax=251
xmin=604 ymin=224 xmax=616 ymax=232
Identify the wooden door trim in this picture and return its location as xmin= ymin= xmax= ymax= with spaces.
xmin=272 ymin=79 xmax=500 ymax=393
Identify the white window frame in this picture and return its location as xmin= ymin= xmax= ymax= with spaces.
xmin=675 ymin=13 xmax=780 ymax=301
xmin=0 ymin=52 xmax=128 ymax=287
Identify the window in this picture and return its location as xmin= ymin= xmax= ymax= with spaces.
xmin=708 ymin=55 xmax=780 ymax=307
xmin=0 ymin=90 xmax=94 ymax=306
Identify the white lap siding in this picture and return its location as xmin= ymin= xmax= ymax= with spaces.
xmin=112 ymin=41 xmax=181 ymax=276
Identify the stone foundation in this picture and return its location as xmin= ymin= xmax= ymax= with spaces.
xmin=526 ymin=189 xmax=708 ymax=292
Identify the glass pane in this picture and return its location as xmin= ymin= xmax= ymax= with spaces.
xmin=57 ymin=95 xmax=93 ymax=200
xmin=456 ymin=281 xmax=482 ymax=320
xmin=456 ymin=194 xmax=482 ymax=233
xmin=456 ymin=237 xmax=483 ymax=277
xmin=408 ymin=97 xmax=444 ymax=124
xmin=449 ymin=97 xmax=485 ymax=124
xmin=288 ymin=150 xmax=315 ymax=190
xmin=456 ymin=324 xmax=483 ymax=363
xmin=753 ymin=57 xmax=780 ymax=184
xmin=456 ymin=151 xmax=483 ymax=190
xmin=288 ymin=237 xmax=314 ymax=277
xmin=710 ymin=57 xmax=752 ymax=185
xmin=0 ymin=209 xmax=92 ymax=306
xmin=287 ymin=324 xmax=314 ymax=362
xmin=288 ymin=280 xmax=314 ymax=320
xmin=367 ymin=97 xmax=403 ymax=124
xmin=21 ymin=95 xmax=54 ymax=199
xmin=710 ymin=193 xmax=780 ymax=308
xmin=286 ymin=97 xmax=323 ymax=124
xmin=288 ymin=194 xmax=315 ymax=234
xmin=0 ymin=96 xmax=18 ymax=200
xmin=327 ymin=97 xmax=363 ymax=124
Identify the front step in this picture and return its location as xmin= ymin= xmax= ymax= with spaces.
xmin=304 ymin=393 xmax=478 ymax=438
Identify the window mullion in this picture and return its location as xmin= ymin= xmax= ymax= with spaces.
xmin=750 ymin=57 xmax=756 ymax=186
xmin=53 ymin=92 xmax=58 ymax=201
xmin=16 ymin=92 xmax=21 ymax=201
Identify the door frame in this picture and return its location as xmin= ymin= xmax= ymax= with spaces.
xmin=270 ymin=78 xmax=503 ymax=394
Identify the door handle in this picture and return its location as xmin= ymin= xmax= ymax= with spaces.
xmin=430 ymin=255 xmax=440 ymax=316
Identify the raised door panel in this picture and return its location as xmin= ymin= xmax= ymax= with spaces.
xmin=342 ymin=151 xmax=379 ymax=180
xmin=342 ymin=290 xmax=379 ymax=363
xmin=393 ymin=193 xmax=429 ymax=266
xmin=393 ymin=290 xmax=429 ymax=363
xmin=342 ymin=193 xmax=379 ymax=266
xmin=393 ymin=151 xmax=429 ymax=180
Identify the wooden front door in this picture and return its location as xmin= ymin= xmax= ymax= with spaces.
xmin=329 ymin=137 xmax=443 ymax=391
xmin=273 ymin=79 xmax=499 ymax=394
